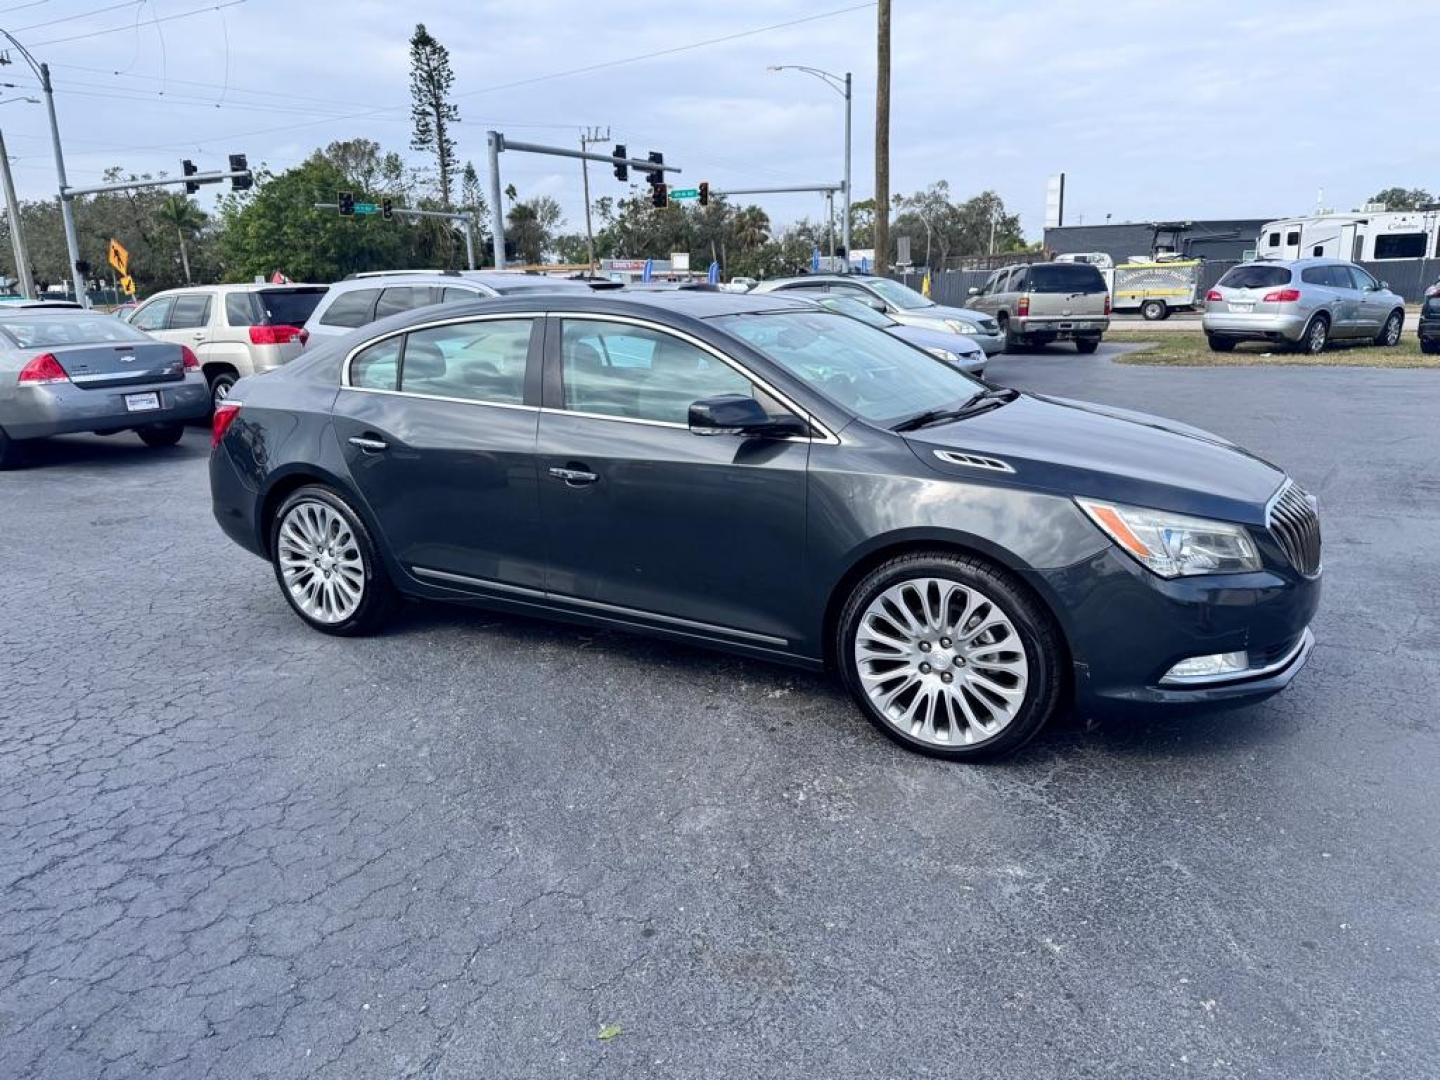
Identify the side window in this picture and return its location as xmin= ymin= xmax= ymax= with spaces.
xmin=376 ymin=286 xmax=436 ymax=319
xmin=1323 ymin=266 xmax=1352 ymax=289
xmin=224 ymin=293 xmax=257 ymax=326
xmin=440 ymin=286 xmax=482 ymax=305
xmin=1347 ymin=266 xmax=1378 ymax=291
xmin=1300 ymin=267 xmax=1327 ymax=286
xmin=1010 ymin=269 xmax=1030 ymax=293
xmin=131 ymin=296 xmax=175 ymax=331
xmin=350 ymin=337 xmax=402 ymax=390
xmin=561 ymin=319 xmax=760 ymax=425
xmin=1285 ymin=231 xmax=1300 ymax=247
xmin=399 ymin=319 xmax=533 ymax=404
xmin=1312 ymin=245 xmax=1325 ymax=258
xmin=320 ymin=288 xmax=381 ymax=328
xmin=1267 ymin=232 xmax=1281 ymax=248
xmin=169 ymin=293 xmax=212 ymax=330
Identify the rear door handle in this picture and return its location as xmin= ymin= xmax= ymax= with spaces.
xmin=549 ymin=466 xmax=598 ymax=485
xmin=348 ymin=436 xmax=388 ymax=452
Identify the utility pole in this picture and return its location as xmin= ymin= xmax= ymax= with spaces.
xmin=0 ymin=129 xmax=34 ymax=299
xmin=874 ymin=0 xmax=891 ymax=276
xmin=578 ymin=126 xmax=610 ymax=274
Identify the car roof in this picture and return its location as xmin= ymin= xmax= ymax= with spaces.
xmin=143 ymin=283 xmax=325 ymax=296
xmin=0 ymin=306 xmax=119 ymax=319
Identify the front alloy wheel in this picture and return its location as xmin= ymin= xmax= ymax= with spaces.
xmin=838 ymin=554 xmax=1062 ymax=759
xmin=270 ymin=486 xmax=395 ymax=635
xmin=1377 ymin=311 xmax=1402 ymax=347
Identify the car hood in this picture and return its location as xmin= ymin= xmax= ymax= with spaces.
xmin=888 ymin=323 xmax=983 ymax=356
xmin=903 ymin=392 xmax=1286 ymax=525
xmin=899 ymin=303 xmax=993 ymax=326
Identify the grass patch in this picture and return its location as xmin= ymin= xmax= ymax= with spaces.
xmin=1116 ymin=332 xmax=1439 ymax=368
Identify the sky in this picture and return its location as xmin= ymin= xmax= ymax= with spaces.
xmin=0 ymin=0 xmax=1432 ymax=241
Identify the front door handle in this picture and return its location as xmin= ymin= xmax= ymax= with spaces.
xmin=549 ymin=466 xmax=598 ymax=485
xmin=348 ymin=435 xmax=388 ymax=453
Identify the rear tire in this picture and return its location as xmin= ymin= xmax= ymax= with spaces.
xmin=137 ymin=423 xmax=184 ymax=448
xmin=1207 ymin=335 xmax=1236 ymax=353
xmin=1422 ymin=339 xmax=1440 ymax=356
xmin=835 ymin=552 xmax=1064 ymax=761
xmin=208 ymin=371 xmax=238 ymax=412
xmin=1074 ymin=337 xmax=1100 ymax=355
xmin=1296 ymin=315 xmax=1329 ymax=355
xmin=1000 ymin=316 xmax=1026 ymax=353
xmin=270 ymin=484 xmax=397 ymax=636
xmin=0 ymin=427 xmax=28 ymax=470
xmin=1375 ymin=310 xmax=1403 ymax=347
xmin=1141 ymin=299 xmax=1167 ymax=321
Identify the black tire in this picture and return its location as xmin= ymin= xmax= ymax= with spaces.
xmin=137 ymin=423 xmax=184 ymax=448
xmin=1421 ymin=339 xmax=1440 ymax=355
xmin=208 ymin=371 xmax=238 ymax=413
xmin=0 ymin=426 xmax=28 ymax=470
xmin=835 ymin=552 xmax=1065 ymax=761
xmin=1074 ymin=337 xmax=1101 ymax=355
xmin=1141 ymin=300 xmax=1167 ymax=321
xmin=1207 ymin=334 xmax=1236 ymax=353
xmin=269 ymin=484 xmax=397 ymax=636
xmin=1000 ymin=315 xmax=1026 ymax=353
xmin=1296 ymin=315 xmax=1328 ymax=355
xmin=1375 ymin=310 xmax=1403 ymax=347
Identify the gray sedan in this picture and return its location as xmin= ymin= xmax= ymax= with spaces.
xmin=803 ymin=293 xmax=987 ymax=375
xmin=0 ymin=309 xmax=210 ymax=468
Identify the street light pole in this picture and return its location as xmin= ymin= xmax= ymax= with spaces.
xmin=768 ymin=65 xmax=852 ymax=269
xmin=0 ymin=129 xmax=35 ymax=299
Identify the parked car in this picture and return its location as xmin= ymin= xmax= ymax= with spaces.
xmin=965 ymin=262 xmax=1111 ymax=353
xmin=127 ymin=284 xmax=328 ymax=408
xmin=751 ymin=274 xmax=1005 ymax=355
xmin=301 ymin=271 xmax=599 ymax=347
xmin=0 ymin=307 xmax=209 ymax=468
xmin=1419 ymin=281 xmax=1440 ymax=355
xmin=802 ymin=293 xmax=986 ymax=376
xmin=211 ymin=291 xmax=1320 ymax=761
xmin=1201 ymin=259 xmax=1406 ymax=354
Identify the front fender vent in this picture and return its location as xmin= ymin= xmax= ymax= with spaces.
xmin=933 ymin=449 xmax=1015 ymax=474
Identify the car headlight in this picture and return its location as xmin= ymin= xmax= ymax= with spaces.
xmin=944 ymin=318 xmax=981 ymax=335
xmin=1076 ymin=498 xmax=1261 ymax=577
xmin=926 ymin=347 xmax=960 ymax=364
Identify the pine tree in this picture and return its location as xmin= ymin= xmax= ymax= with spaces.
xmin=409 ymin=24 xmax=460 ymax=209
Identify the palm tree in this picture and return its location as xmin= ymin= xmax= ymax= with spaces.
xmin=733 ymin=206 xmax=770 ymax=251
xmin=156 ymin=196 xmax=206 ymax=284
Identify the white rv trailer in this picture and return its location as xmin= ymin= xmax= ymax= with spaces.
xmin=1255 ymin=209 xmax=1440 ymax=263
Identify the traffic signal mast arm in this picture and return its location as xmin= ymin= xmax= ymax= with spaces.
xmin=64 ymin=168 xmax=254 ymax=199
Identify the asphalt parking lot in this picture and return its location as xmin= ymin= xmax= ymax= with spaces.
xmin=3 ymin=344 xmax=1437 ymax=1079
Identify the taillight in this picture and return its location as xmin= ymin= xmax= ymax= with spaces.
xmin=1262 ymin=288 xmax=1301 ymax=303
xmin=1016 ymin=296 xmax=1030 ymax=317
xmin=297 ymin=328 xmax=309 ymax=346
xmin=17 ymin=352 xmax=69 ymax=385
xmin=249 ymin=325 xmax=303 ymax=346
xmin=1103 ymin=293 xmax=1111 ymax=316
xmin=1206 ymin=289 xmax=1223 ymax=302
xmin=211 ymin=402 xmax=242 ymax=449
xmin=181 ymin=345 xmax=200 ymax=371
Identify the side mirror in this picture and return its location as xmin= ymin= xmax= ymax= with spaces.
xmin=968 ymin=286 xmax=980 ymax=296
xmin=1378 ymin=281 xmax=1390 ymax=291
xmin=688 ymin=394 xmax=808 ymax=438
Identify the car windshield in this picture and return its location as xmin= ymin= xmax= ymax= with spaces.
xmin=1218 ymin=265 xmax=1292 ymax=289
xmin=865 ymin=278 xmax=935 ymax=310
xmin=816 ymin=295 xmax=896 ymax=329
xmin=715 ymin=310 xmax=981 ymax=426
xmin=0 ymin=314 xmax=151 ymax=349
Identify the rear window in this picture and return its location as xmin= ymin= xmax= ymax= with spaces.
xmin=320 ymin=288 xmax=381 ymax=328
xmin=1218 ymin=265 xmax=1292 ymax=289
xmin=258 ymin=288 xmax=326 ymax=327
xmin=1025 ymin=264 xmax=1108 ymax=293
xmin=0 ymin=314 xmax=151 ymax=349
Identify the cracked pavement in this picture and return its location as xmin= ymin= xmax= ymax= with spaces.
xmin=2 ymin=347 xmax=1437 ymax=1078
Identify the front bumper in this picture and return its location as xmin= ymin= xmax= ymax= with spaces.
xmin=1 ymin=374 xmax=210 ymax=439
xmin=1202 ymin=310 xmax=1307 ymax=342
xmin=1028 ymin=546 xmax=1321 ymax=718
xmin=972 ymin=332 xmax=1005 ymax=356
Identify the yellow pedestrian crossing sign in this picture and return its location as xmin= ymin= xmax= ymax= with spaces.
xmin=107 ymin=239 xmax=129 ymax=276
xmin=118 ymin=274 xmax=136 ymax=297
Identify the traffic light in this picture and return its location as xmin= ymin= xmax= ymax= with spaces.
xmin=651 ymin=183 xmax=668 ymax=209
xmin=338 ymin=191 xmax=355 ymax=217
xmin=698 ymin=181 xmax=709 ymax=207
xmin=645 ymin=151 xmax=664 ymax=187
xmin=182 ymin=159 xmax=199 ymax=195
xmin=228 ymin=153 xmax=251 ymax=191
xmin=382 ymin=197 xmax=394 ymax=220
xmin=612 ymin=144 xmax=627 ymax=182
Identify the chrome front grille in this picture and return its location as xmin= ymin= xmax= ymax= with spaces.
xmin=1268 ymin=483 xmax=1321 ymax=577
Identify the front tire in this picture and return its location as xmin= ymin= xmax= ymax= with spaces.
xmin=137 ymin=423 xmax=184 ymax=448
xmin=836 ymin=553 xmax=1064 ymax=760
xmin=1375 ymin=310 xmax=1403 ymax=347
xmin=270 ymin=485 xmax=397 ymax=636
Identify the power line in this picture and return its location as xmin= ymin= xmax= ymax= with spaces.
xmin=13 ymin=0 xmax=146 ymax=33
xmin=26 ymin=0 xmax=245 ymax=48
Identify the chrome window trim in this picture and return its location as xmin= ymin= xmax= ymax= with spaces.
xmin=341 ymin=385 xmax=538 ymax=412
xmin=549 ymin=311 xmax=840 ymax=445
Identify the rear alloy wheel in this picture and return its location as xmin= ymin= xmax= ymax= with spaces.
xmin=837 ymin=553 xmax=1063 ymax=760
xmin=0 ymin=426 xmax=27 ymax=470
xmin=1375 ymin=311 xmax=1403 ymax=347
xmin=137 ymin=423 xmax=184 ymax=448
xmin=271 ymin=485 xmax=396 ymax=636
xmin=209 ymin=372 xmax=238 ymax=411
xmin=1141 ymin=299 xmax=1167 ymax=321
xmin=1207 ymin=334 xmax=1236 ymax=353
xmin=1297 ymin=316 xmax=1328 ymax=355
xmin=1074 ymin=337 xmax=1100 ymax=354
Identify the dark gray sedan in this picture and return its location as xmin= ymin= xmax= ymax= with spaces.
xmin=0 ymin=309 xmax=209 ymax=468
xmin=211 ymin=291 xmax=1320 ymax=760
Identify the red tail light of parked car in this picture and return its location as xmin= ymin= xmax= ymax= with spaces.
xmin=17 ymin=353 xmax=69 ymax=385
xmin=248 ymin=325 xmax=306 ymax=346
xmin=211 ymin=401 xmax=242 ymax=448
xmin=181 ymin=346 xmax=201 ymax=371
xmin=1262 ymin=288 xmax=1301 ymax=303
xmin=1206 ymin=289 xmax=1223 ymax=302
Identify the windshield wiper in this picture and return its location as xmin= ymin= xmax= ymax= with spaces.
xmin=890 ymin=387 xmax=1017 ymax=432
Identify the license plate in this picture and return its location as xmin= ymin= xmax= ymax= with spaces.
xmin=124 ymin=392 xmax=160 ymax=412
xmin=1230 ymin=302 xmax=1253 ymax=313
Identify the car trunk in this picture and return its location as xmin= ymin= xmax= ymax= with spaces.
xmin=52 ymin=342 xmax=186 ymax=389
xmin=1020 ymin=264 xmax=1108 ymax=318
xmin=1211 ymin=266 xmax=1294 ymax=316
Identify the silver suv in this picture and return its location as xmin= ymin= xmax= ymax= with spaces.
xmin=965 ymin=262 xmax=1110 ymax=353
xmin=1202 ymin=259 xmax=1405 ymax=354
